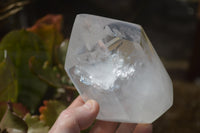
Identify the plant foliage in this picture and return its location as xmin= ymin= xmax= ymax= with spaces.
xmin=0 ymin=14 xmax=77 ymax=132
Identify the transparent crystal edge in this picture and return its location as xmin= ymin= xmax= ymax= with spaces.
xmin=64 ymin=13 xmax=174 ymax=124
xmin=65 ymin=14 xmax=144 ymax=69
xmin=76 ymin=13 xmax=142 ymax=30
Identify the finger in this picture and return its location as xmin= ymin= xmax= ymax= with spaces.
xmin=68 ymin=96 xmax=85 ymax=109
xmin=116 ymin=123 xmax=137 ymax=133
xmin=90 ymin=120 xmax=119 ymax=133
xmin=133 ymin=124 xmax=152 ymax=133
xmin=49 ymin=99 xmax=99 ymax=133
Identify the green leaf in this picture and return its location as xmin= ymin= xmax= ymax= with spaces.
xmin=29 ymin=56 xmax=75 ymax=90
xmin=0 ymin=102 xmax=28 ymax=121
xmin=0 ymin=103 xmax=7 ymax=121
xmin=12 ymin=103 xmax=29 ymax=119
xmin=0 ymin=58 xmax=18 ymax=102
xmin=0 ymin=103 xmax=28 ymax=133
xmin=27 ymin=14 xmax=64 ymax=64
xmin=0 ymin=30 xmax=48 ymax=113
xmin=29 ymin=56 xmax=62 ymax=89
xmin=24 ymin=113 xmax=49 ymax=133
xmin=39 ymin=100 xmax=66 ymax=128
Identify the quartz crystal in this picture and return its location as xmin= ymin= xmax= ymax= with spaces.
xmin=65 ymin=14 xmax=173 ymax=123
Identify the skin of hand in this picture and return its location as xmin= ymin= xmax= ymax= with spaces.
xmin=49 ymin=96 xmax=152 ymax=133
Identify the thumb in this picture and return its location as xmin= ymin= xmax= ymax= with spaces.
xmin=134 ymin=124 xmax=153 ymax=133
xmin=49 ymin=100 xmax=99 ymax=133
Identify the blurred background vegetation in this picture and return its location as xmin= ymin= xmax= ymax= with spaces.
xmin=0 ymin=0 xmax=200 ymax=132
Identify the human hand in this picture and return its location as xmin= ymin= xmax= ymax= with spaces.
xmin=49 ymin=96 xmax=152 ymax=133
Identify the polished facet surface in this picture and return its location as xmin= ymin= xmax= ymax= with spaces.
xmin=65 ymin=14 xmax=173 ymax=123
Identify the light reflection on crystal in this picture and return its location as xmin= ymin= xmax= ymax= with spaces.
xmin=65 ymin=14 xmax=173 ymax=123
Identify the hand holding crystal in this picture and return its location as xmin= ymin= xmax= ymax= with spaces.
xmin=49 ymin=96 xmax=152 ymax=133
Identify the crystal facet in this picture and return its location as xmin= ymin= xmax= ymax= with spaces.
xmin=65 ymin=14 xmax=173 ymax=123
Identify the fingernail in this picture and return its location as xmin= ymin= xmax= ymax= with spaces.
xmin=84 ymin=100 xmax=94 ymax=110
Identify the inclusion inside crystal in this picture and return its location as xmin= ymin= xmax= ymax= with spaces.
xmin=69 ymin=37 xmax=145 ymax=91
xmin=65 ymin=14 xmax=173 ymax=123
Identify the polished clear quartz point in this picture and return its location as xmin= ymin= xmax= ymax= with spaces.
xmin=65 ymin=14 xmax=173 ymax=123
